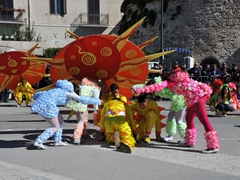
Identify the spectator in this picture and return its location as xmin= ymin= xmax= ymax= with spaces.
xmin=159 ymin=63 xmax=164 ymax=75
xmin=220 ymin=62 xmax=230 ymax=74
xmin=220 ymin=67 xmax=231 ymax=83
xmin=180 ymin=63 xmax=189 ymax=74
xmin=171 ymin=61 xmax=181 ymax=72
xmin=188 ymin=62 xmax=201 ymax=81
xmin=0 ymin=89 xmax=10 ymax=103
xmin=208 ymin=64 xmax=221 ymax=82
xmin=230 ymin=64 xmax=240 ymax=82
xmin=201 ymin=64 xmax=211 ymax=83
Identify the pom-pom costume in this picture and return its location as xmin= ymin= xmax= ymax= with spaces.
xmin=134 ymin=71 xmax=220 ymax=153
xmin=208 ymin=83 xmax=236 ymax=116
xmin=210 ymin=79 xmax=223 ymax=96
xmin=131 ymin=98 xmax=162 ymax=142
xmin=14 ymin=79 xmax=35 ymax=107
xmin=228 ymin=82 xmax=240 ymax=110
xmin=99 ymin=98 xmax=136 ymax=153
xmin=154 ymin=77 xmax=186 ymax=141
xmin=31 ymin=79 xmax=101 ymax=149
xmin=65 ymin=78 xmax=101 ymax=144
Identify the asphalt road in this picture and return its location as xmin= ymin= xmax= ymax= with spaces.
xmin=0 ymin=100 xmax=240 ymax=180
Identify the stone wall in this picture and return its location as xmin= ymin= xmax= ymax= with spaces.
xmin=118 ymin=0 xmax=240 ymax=68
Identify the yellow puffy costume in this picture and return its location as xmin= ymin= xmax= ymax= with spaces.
xmin=100 ymin=99 xmax=136 ymax=151
xmin=94 ymin=93 xmax=127 ymax=126
xmin=14 ymin=80 xmax=34 ymax=106
xmin=131 ymin=99 xmax=161 ymax=141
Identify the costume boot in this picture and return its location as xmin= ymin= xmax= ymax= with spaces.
xmin=54 ymin=124 xmax=68 ymax=146
xmin=73 ymin=124 xmax=83 ymax=144
xmin=164 ymin=120 xmax=176 ymax=141
xmin=177 ymin=122 xmax=187 ymax=139
xmin=179 ymin=128 xmax=197 ymax=147
xmin=202 ymin=131 xmax=220 ymax=154
xmin=34 ymin=128 xmax=54 ymax=149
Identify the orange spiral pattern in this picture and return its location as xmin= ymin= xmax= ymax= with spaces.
xmin=96 ymin=70 xmax=108 ymax=79
xmin=126 ymin=50 xmax=137 ymax=59
xmin=130 ymin=67 xmax=141 ymax=76
xmin=69 ymin=67 xmax=80 ymax=75
xmin=100 ymin=47 xmax=112 ymax=57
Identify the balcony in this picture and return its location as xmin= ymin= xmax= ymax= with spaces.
xmin=0 ymin=8 xmax=25 ymax=24
xmin=70 ymin=13 xmax=109 ymax=31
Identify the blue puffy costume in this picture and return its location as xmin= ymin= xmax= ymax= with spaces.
xmin=32 ymin=80 xmax=101 ymax=149
xmin=31 ymin=79 xmax=74 ymax=118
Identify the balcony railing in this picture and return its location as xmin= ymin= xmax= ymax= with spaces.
xmin=70 ymin=12 xmax=109 ymax=31
xmin=0 ymin=8 xmax=25 ymax=23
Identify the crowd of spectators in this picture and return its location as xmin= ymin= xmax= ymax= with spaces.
xmin=149 ymin=61 xmax=240 ymax=84
xmin=148 ymin=61 xmax=240 ymax=99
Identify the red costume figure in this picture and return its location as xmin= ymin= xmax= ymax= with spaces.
xmin=134 ymin=69 xmax=220 ymax=154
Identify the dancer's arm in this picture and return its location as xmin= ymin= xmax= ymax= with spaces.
xmin=66 ymin=91 xmax=101 ymax=105
xmin=134 ymin=80 xmax=168 ymax=94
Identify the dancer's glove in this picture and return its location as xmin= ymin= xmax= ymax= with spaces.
xmin=93 ymin=88 xmax=100 ymax=98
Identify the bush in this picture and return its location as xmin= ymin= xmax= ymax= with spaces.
xmin=43 ymin=48 xmax=62 ymax=58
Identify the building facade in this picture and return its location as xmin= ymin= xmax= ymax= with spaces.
xmin=0 ymin=0 xmax=123 ymax=54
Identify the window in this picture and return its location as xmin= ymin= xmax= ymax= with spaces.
xmin=0 ymin=0 xmax=14 ymax=20
xmin=88 ymin=0 xmax=100 ymax=24
xmin=50 ymin=0 xmax=66 ymax=15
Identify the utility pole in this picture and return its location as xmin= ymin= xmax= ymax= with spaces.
xmin=160 ymin=0 xmax=164 ymax=64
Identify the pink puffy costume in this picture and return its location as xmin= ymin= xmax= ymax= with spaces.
xmin=135 ymin=71 xmax=219 ymax=151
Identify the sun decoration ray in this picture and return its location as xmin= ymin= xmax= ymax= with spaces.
xmin=112 ymin=16 xmax=146 ymax=51
xmin=0 ymin=74 xmax=15 ymax=88
xmin=65 ymin=29 xmax=83 ymax=40
xmin=118 ymin=50 xmax=175 ymax=73
xmin=138 ymin=36 xmax=158 ymax=49
xmin=25 ymin=43 xmax=39 ymax=57
xmin=22 ymin=57 xmax=66 ymax=69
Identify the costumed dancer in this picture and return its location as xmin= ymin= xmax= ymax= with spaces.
xmin=133 ymin=69 xmax=220 ymax=154
xmin=228 ymin=82 xmax=240 ymax=110
xmin=210 ymin=79 xmax=223 ymax=97
xmin=92 ymin=80 xmax=110 ymax=127
xmin=14 ymin=79 xmax=35 ymax=107
xmin=96 ymin=82 xmax=127 ymax=129
xmin=66 ymin=78 xmax=101 ymax=144
xmin=154 ymin=76 xmax=187 ymax=142
xmin=31 ymin=79 xmax=101 ymax=150
xmin=209 ymin=84 xmax=236 ymax=117
xmin=99 ymin=83 xmax=136 ymax=153
xmin=131 ymin=93 xmax=162 ymax=143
